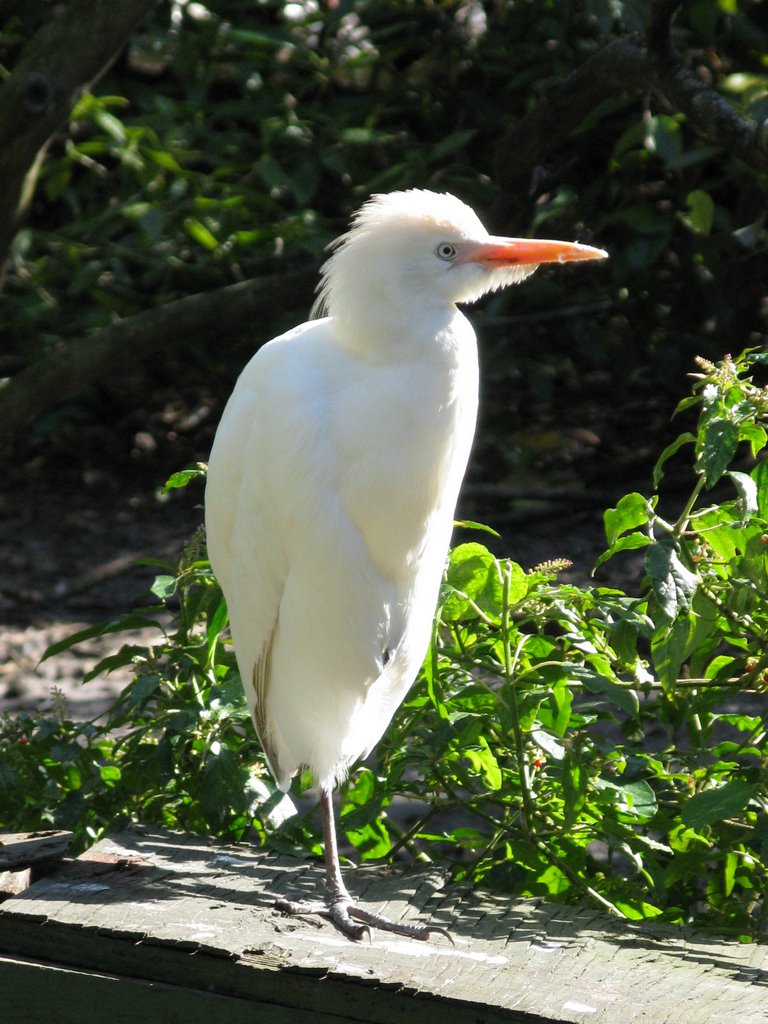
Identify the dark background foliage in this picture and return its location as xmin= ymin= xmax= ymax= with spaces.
xmin=1 ymin=0 xmax=766 ymax=523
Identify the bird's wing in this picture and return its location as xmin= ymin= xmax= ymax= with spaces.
xmin=205 ymin=320 xmax=402 ymax=789
xmin=205 ymin=345 xmax=286 ymax=778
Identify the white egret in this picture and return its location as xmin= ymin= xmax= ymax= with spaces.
xmin=205 ymin=189 xmax=607 ymax=940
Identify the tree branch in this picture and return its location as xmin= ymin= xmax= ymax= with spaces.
xmin=0 ymin=0 xmax=158 ymax=268
xmin=0 ymin=267 xmax=316 ymax=441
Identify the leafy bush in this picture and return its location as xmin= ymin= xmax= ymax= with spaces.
xmin=4 ymin=0 xmax=767 ymax=436
xmin=370 ymin=351 xmax=768 ymax=936
xmin=2 ymin=350 xmax=767 ymax=937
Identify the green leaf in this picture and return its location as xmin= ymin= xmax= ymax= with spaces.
xmin=562 ymin=760 xmax=588 ymax=820
xmin=531 ymin=726 xmax=566 ymax=760
xmin=727 ymin=471 xmax=758 ymax=516
xmin=651 ymin=615 xmax=690 ymax=688
xmin=164 ymin=467 xmax=206 ymax=492
xmin=653 ymin=432 xmax=696 ymax=487
xmin=145 ymin=148 xmax=184 ymax=173
xmin=84 ymin=645 xmax=150 ymax=683
xmin=543 ymin=678 xmax=573 ymax=737
xmin=683 ymin=189 xmax=715 ymax=235
xmin=723 ymin=849 xmax=738 ymax=897
xmin=503 ymin=561 xmax=529 ymax=604
xmin=248 ymin=777 xmax=296 ymax=828
xmin=594 ymin=531 xmax=652 ymax=571
xmin=184 ymin=217 xmax=219 ymax=251
xmin=612 ymin=899 xmax=663 ymax=920
xmin=464 ymin=737 xmax=502 ymax=790
xmin=753 ymin=459 xmax=768 ymax=517
xmin=94 ymin=109 xmax=127 ymax=143
xmin=696 ymin=417 xmax=740 ymax=487
xmin=604 ymin=492 xmax=650 ymax=546
xmin=705 ymin=654 xmax=738 ymax=681
xmin=594 ymin=776 xmax=657 ymax=818
xmin=648 ymin=114 xmax=683 ymax=166
xmin=42 ymin=608 xmax=164 ymax=660
xmin=673 ymin=394 xmax=703 ymax=417
xmin=99 ymin=765 xmax=122 ymax=786
xmin=693 ymin=507 xmax=746 ymax=562
xmin=618 ymin=779 xmax=657 ymax=818
xmin=442 ymin=543 xmax=506 ymax=620
xmin=206 ymin=596 xmax=229 ymax=648
xmin=739 ymin=422 xmax=767 ymax=458
xmin=200 ymin=746 xmax=246 ymax=825
xmin=453 ymin=519 xmax=501 ymax=537
xmin=345 ymin=817 xmax=392 ymax=860
xmin=570 ymin=666 xmax=639 ymax=715
xmin=112 ymin=671 xmax=162 ymax=708
xmin=682 ymin=781 xmax=753 ymax=829
xmin=646 ymin=539 xmax=698 ymax=622
xmin=151 ymin=574 xmax=178 ymax=600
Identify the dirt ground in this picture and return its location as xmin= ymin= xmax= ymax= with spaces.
xmin=0 ymin=464 xmax=201 ymax=722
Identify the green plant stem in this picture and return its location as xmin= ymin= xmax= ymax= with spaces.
xmin=431 ymin=764 xmax=522 ymax=835
xmin=382 ymin=812 xmax=434 ymax=864
xmin=699 ymin=579 xmax=759 ymax=638
xmin=501 ymin=564 xmax=537 ymax=835
xmin=674 ymin=475 xmax=707 ymax=538
xmin=533 ymin=837 xmax=628 ymax=918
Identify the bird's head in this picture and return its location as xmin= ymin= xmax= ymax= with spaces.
xmin=313 ymin=189 xmax=607 ymax=340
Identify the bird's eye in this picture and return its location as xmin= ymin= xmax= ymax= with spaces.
xmin=435 ymin=242 xmax=458 ymax=261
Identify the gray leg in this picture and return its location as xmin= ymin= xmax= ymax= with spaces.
xmin=276 ymin=787 xmax=452 ymax=943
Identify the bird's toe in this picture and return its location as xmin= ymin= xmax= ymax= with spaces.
xmin=347 ymin=905 xmax=453 ymax=943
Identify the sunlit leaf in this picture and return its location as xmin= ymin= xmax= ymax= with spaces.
xmin=696 ymin=417 xmax=739 ymax=487
xmin=151 ymin=574 xmax=177 ymax=600
xmin=453 ymin=519 xmax=501 ymax=537
xmin=442 ymin=543 xmax=506 ymax=620
xmin=646 ymin=539 xmax=698 ymax=622
xmin=739 ymin=423 xmax=767 ymax=458
xmin=464 ymin=737 xmax=502 ymax=790
xmin=184 ymin=217 xmax=219 ymax=251
xmin=604 ymin=492 xmax=650 ymax=546
xmin=612 ymin=778 xmax=657 ymax=818
xmin=726 ymin=471 xmax=758 ymax=516
xmin=612 ymin=899 xmax=663 ymax=920
xmin=594 ymin=531 xmax=652 ymax=571
xmin=164 ymin=466 xmax=206 ymax=491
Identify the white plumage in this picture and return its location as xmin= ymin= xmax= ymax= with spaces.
xmin=205 ymin=189 xmax=606 ymax=940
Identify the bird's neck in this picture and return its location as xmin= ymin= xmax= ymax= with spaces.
xmin=331 ymin=298 xmax=472 ymax=366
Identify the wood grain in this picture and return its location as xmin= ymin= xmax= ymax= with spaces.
xmin=0 ymin=826 xmax=766 ymax=1023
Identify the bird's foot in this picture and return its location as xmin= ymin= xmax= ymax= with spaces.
xmin=275 ymin=893 xmax=452 ymax=944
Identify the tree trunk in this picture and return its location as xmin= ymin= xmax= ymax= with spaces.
xmin=0 ymin=0 xmax=158 ymax=268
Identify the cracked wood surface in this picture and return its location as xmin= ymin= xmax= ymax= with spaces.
xmin=0 ymin=825 xmax=766 ymax=1023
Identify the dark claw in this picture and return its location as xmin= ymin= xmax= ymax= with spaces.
xmin=275 ymin=894 xmax=451 ymax=943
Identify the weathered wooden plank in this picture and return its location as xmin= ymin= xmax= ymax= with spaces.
xmin=0 ymin=867 xmax=31 ymax=898
xmin=0 ymin=825 xmax=765 ymax=1024
xmin=0 ymin=830 xmax=72 ymax=870
xmin=0 ymin=954 xmax=349 ymax=1024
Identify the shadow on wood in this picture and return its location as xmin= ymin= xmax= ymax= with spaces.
xmin=0 ymin=825 xmax=766 ymax=1023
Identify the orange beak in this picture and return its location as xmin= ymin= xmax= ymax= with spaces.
xmin=457 ymin=236 xmax=608 ymax=267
